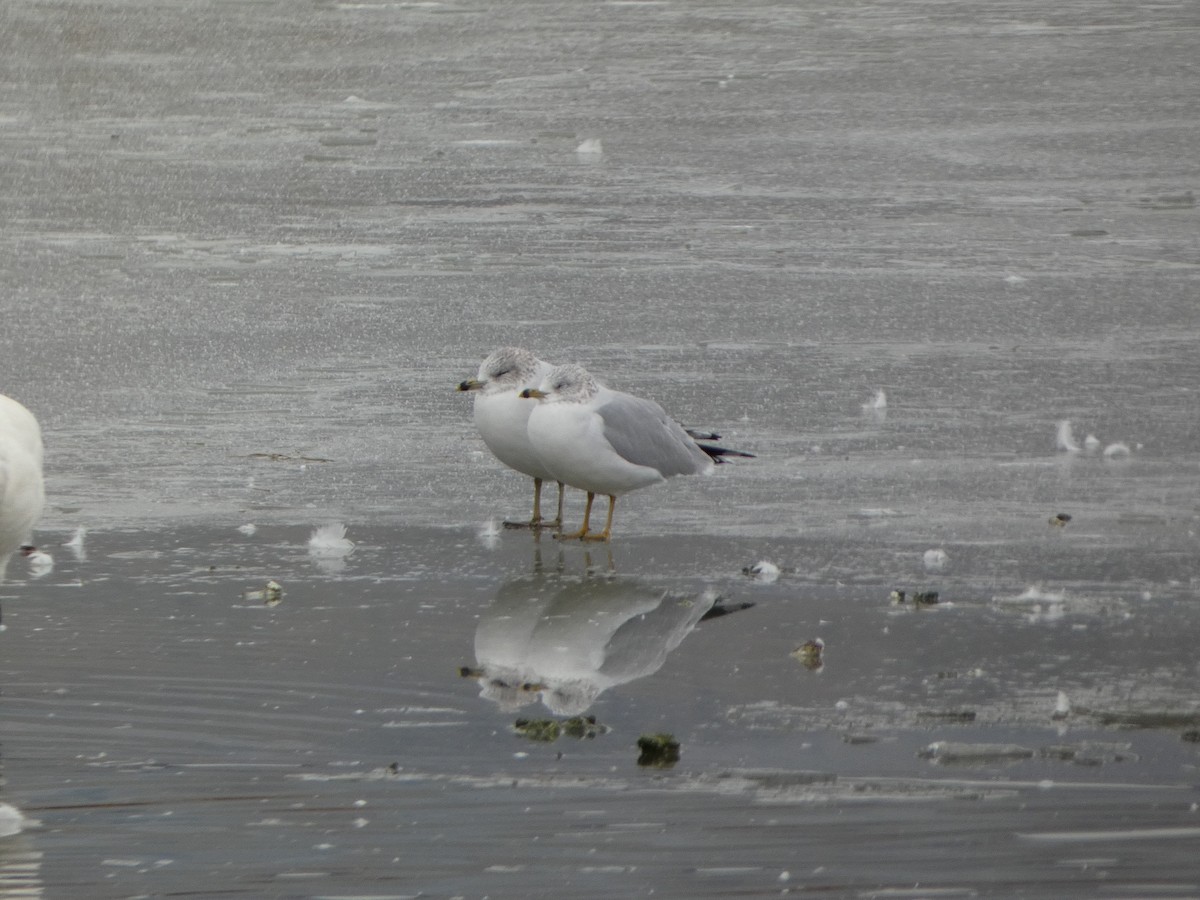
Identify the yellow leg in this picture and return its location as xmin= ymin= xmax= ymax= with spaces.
xmin=582 ymin=495 xmax=616 ymax=542
xmin=503 ymin=477 xmax=549 ymax=529
xmin=557 ymin=491 xmax=594 ymax=541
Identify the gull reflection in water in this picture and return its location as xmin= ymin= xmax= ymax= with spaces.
xmin=467 ymin=551 xmax=737 ymax=716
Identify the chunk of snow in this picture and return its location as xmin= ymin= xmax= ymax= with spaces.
xmin=308 ymin=523 xmax=354 ymax=556
xmin=64 ymin=526 xmax=87 ymax=560
xmin=1053 ymin=691 xmax=1071 ymax=719
xmin=863 ymin=389 xmax=887 ymax=410
xmin=923 ymin=548 xmax=948 ymax=572
xmin=1056 ymin=419 xmax=1081 ymax=452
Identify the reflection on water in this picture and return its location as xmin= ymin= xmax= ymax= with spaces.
xmin=0 ymin=836 xmax=42 ymax=900
xmin=0 ymin=758 xmax=43 ymax=900
xmin=468 ymin=550 xmax=719 ymax=715
xmin=3 ymin=525 xmax=1199 ymax=898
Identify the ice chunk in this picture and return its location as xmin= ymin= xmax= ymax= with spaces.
xmin=1053 ymin=691 xmax=1071 ymax=720
xmin=575 ymin=137 xmax=603 ymax=156
xmin=23 ymin=546 xmax=53 ymax=577
xmin=862 ymin=389 xmax=887 ymax=410
xmin=861 ymin=389 xmax=887 ymax=422
xmin=923 ymin=548 xmax=948 ymax=572
xmin=308 ymin=523 xmax=354 ymax=556
xmin=1056 ymin=419 xmax=1081 ymax=452
xmin=64 ymin=526 xmax=87 ymax=560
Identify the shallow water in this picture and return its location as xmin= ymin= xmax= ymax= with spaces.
xmin=3 ymin=0 xmax=1200 ymax=896
xmin=3 ymin=527 xmax=1200 ymax=897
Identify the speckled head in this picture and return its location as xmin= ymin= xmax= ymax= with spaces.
xmin=458 ymin=347 xmax=543 ymax=393
xmin=534 ymin=364 xmax=600 ymax=403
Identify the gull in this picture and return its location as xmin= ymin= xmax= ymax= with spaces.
xmin=522 ymin=364 xmax=752 ymax=541
xmin=457 ymin=348 xmax=565 ymax=529
xmin=1 ymin=393 xmax=45 ymax=582
xmin=0 ymin=801 xmax=31 ymax=837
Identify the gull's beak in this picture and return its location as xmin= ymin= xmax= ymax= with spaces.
xmin=457 ymin=378 xmax=484 ymax=392
xmin=520 ymin=388 xmax=548 ymax=400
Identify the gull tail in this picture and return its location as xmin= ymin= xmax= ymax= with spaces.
xmin=699 ymin=599 xmax=756 ymax=622
xmin=697 ymin=442 xmax=756 ymax=463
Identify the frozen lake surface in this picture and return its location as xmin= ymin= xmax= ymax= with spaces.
xmin=2 ymin=0 xmax=1199 ymax=896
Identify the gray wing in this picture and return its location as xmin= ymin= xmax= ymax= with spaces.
xmin=596 ymin=393 xmax=712 ymax=477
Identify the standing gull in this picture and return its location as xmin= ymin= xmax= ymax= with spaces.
xmin=457 ymin=348 xmax=565 ymax=529
xmin=522 ymin=364 xmax=751 ymax=542
xmin=0 ymin=393 xmax=45 ymax=581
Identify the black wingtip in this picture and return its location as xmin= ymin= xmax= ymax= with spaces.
xmin=698 ymin=443 xmax=756 ymax=463
xmin=699 ymin=600 xmax=756 ymax=622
